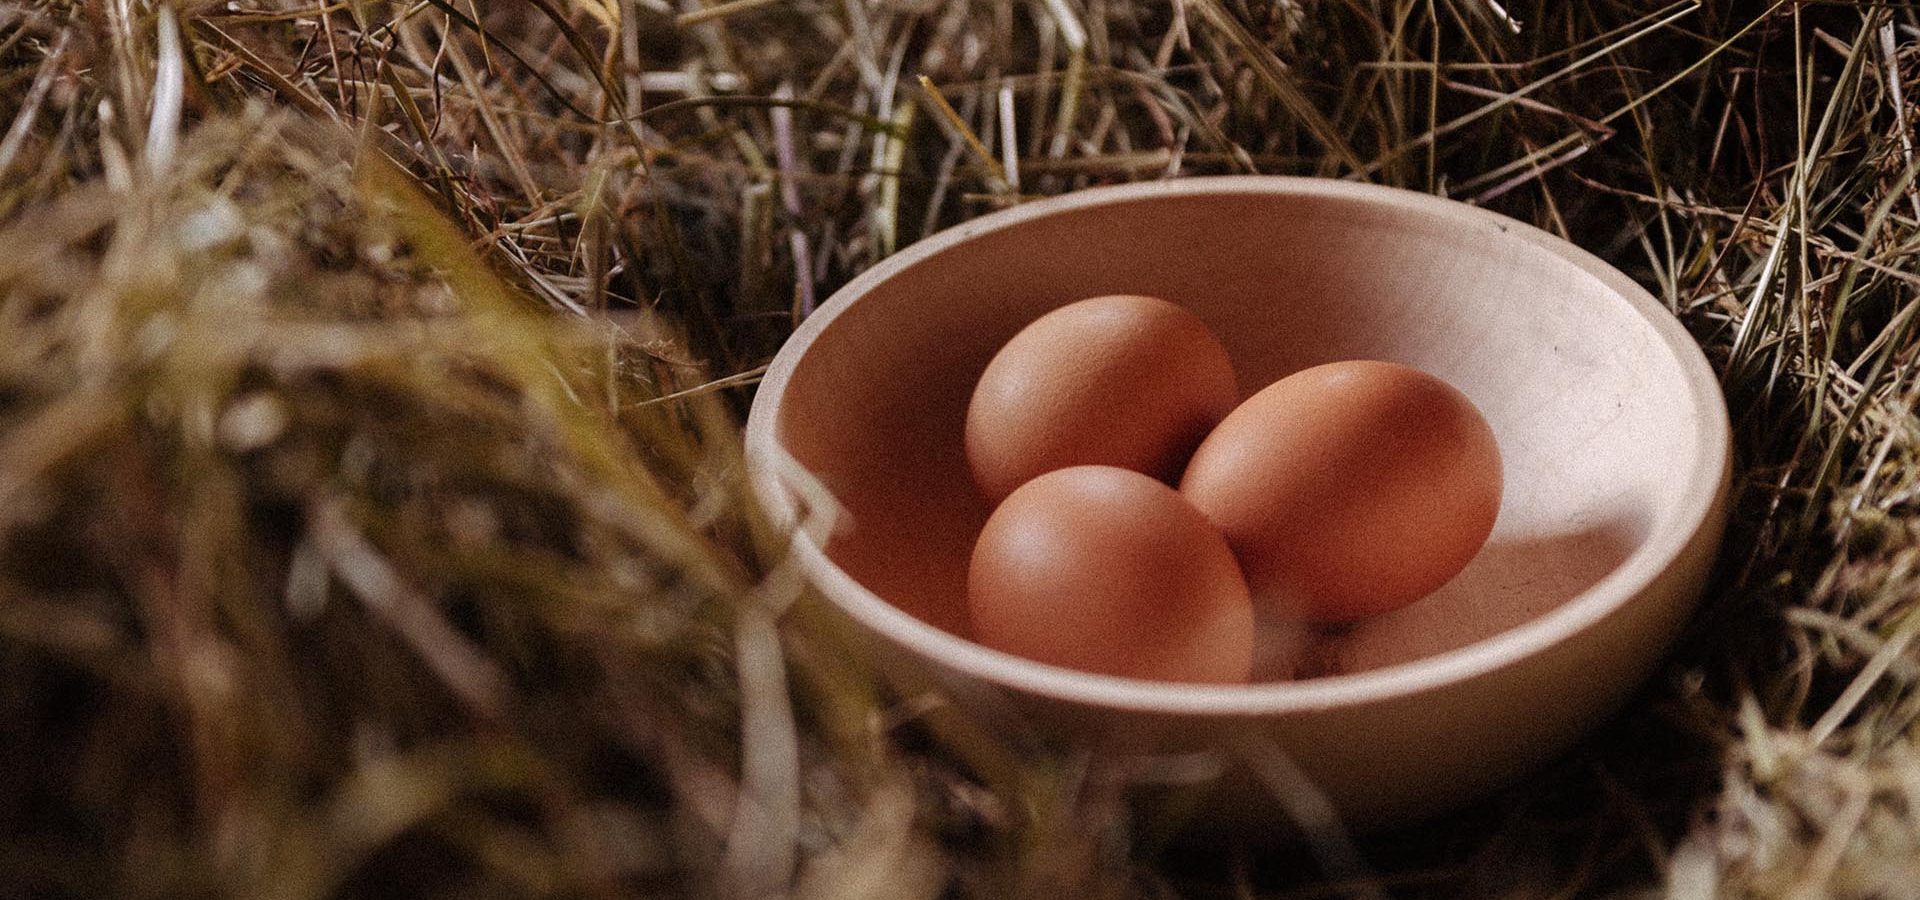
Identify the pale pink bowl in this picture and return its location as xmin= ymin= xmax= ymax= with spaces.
xmin=744 ymin=177 xmax=1730 ymax=826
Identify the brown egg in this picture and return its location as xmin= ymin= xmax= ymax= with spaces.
xmin=967 ymin=466 xmax=1254 ymax=683
xmin=965 ymin=295 xmax=1238 ymax=501
xmin=1181 ymin=360 xmax=1502 ymax=623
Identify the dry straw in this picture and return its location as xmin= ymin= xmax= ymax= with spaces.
xmin=1 ymin=1 xmax=1918 ymax=897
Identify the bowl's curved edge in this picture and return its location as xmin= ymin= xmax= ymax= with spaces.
xmin=742 ymin=175 xmax=1734 ymax=717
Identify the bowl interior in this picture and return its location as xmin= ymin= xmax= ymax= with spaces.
xmin=763 ymin=180 xmax=1710 ymax=683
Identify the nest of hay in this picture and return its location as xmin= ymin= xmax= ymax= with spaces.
xmin=2 ymin=2 xmax=1919 ymax=897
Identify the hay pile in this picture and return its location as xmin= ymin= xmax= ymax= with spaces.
xmin=1 ymin=1 xmax=1917 ymax=897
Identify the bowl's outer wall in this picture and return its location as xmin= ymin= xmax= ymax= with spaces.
xmin=747 ymin=177 xmax=1732 ymax=826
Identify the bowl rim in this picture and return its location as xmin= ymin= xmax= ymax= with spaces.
xmin=743 ymin=175 xmax=1732 ymax=715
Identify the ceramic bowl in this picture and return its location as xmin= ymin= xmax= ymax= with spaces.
xmin=742 ymin=176 xmax=1730 ymax=827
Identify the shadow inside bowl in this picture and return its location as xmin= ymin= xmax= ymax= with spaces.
xmin=1305 ymin=515 xmax=1647 ymax=677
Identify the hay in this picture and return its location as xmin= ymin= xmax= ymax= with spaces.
xmin=1 ymin=1 xmax=1918 ymax=897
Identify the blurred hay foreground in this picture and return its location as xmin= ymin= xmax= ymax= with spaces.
xmin=3 ymin=1 xmax=1920 ymax=897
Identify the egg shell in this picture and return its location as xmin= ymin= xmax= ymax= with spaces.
xmin=967 ymin=465 xmax=1254 ymax=683
xmin=965 ymin=295 xmax=1238 ymax=501
xmin=1181 ymin=360 xmax=1502 ymax=623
